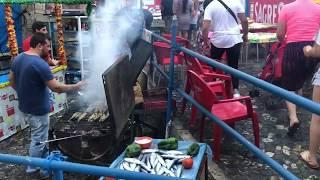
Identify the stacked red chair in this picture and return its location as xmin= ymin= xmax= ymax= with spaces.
xmin=181 ymin=55 xmax=233 ymax=127
xmin=187 ymin=70 xmax=260 ymax=161
xmin=152 ymin=41 xmax=185 ymax=86
xmin=162 ymin=33 xmax=190 ymax=48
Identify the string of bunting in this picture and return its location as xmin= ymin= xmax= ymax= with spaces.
xmin=0 ymin=0 xmax=91 ymax=4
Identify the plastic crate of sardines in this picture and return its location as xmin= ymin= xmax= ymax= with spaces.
xmin=102 ymin=137 xmax=207 ymax=180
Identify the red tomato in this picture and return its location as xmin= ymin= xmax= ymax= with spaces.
xmin=182 ymin=158 xmax=193 ymax=169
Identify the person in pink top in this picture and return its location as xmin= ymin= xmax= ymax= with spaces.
xmin=300 ymin=30 xmax=320 ymax=169
xmin=277 ymin=0 xmax=320 ymax=137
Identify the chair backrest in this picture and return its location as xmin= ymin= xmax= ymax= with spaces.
xmin=185 ymin=54 xmax=206 ymax=74
xmin=187 ymin=70 xmax=219 ymax=110
xmin=153 ymin=41 xmax=171 ymax=65
xmin=162 ymin=34 xmax=189 ymax=48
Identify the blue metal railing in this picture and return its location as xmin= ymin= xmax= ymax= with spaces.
xmin=151 ymin=16 xmax=304 ymax=180
xmin=0 ymin=151 xmax=176 ymax=180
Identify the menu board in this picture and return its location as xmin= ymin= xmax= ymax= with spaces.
xmin=250 ymin=0 xmax=293 ymax=24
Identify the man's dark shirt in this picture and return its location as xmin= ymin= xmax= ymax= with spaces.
xmin=161 ymin=0 xmax=174 ymax=16
xmin=11 ymin=53 xmax=54 ymax=115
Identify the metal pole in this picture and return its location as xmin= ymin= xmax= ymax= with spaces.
xmin=0 ymin=153 xmax=176 ymax=180
xmin=78 ymin=16 xmax=85 ymax=80
xmin=165 ymin=15 xmax=177 ymax=138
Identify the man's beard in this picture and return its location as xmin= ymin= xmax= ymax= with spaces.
xmin=40 ymin=51 xmax=48 ymax=58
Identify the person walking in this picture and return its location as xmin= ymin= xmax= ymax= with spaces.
xmin=9 ymin=33 xmax=84 ymax=178
xmin=173 ymin=0 xmax=194 ymax=39
xmin=202 ymin=0 xmax=248 ymax=98
xmin=300 ymin=30 xmax=320 ymax=169
xmin=276 ymin=0 xmax=320 ymax=137
xmin=161 ymin=0 xmax=174 ymax=33
xmin=188 ymin=0 xmax=200 ymax=45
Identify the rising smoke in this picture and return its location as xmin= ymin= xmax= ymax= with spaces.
xmin=79 ymin=0 xmax=144 ymax=112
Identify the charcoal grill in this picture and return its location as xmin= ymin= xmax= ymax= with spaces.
xmin=51 ymin=39 xmax=153 ymax=164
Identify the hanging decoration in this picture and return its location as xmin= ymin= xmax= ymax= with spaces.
xmin=55 ymin=4 xmax=67 ymax=65
xmin=5 ymin=4 xmax=19 ymax=58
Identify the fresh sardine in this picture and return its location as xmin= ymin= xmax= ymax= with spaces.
xmin=152 ymin=158 xmax=159 ymax=169
xmin=166 ymin=159 xmax=176 ymax=170
xmin=155 ymin=162 xmax=161 ymax=173
xmin=162 ymin=154 xmax=191 ymax=160
xmin=141 ymin=168 xmax=148 ymax=173
xmin=176 ymin=165 xmax=183 ymax=177
xmin=150 ymin=153 xmax=157 ymax=166
xmin=138 ymin=154 xmax=144 ymax=161
xmin=134 ymin=165 xmax=141 ymax=172
xmin=156 ymin=154 xmax=167 ymax=167
xmin=157 ymin=167 xmax=165 ymax=175
xmin=122 ymin=162 xmax=133 ymax=171
xmin=124 ymin=158 xmax=142 ymax=165
xmin=130 ymin=163 xmax=137 ymax=170
xmin=162 ymin=166 xmax=176 ymax=177
xmin=142 ymin=149 xmax=158 ymax=154
xmin=166 ymin=150 xmax=185 ymax=155
xmin=119 ymin=163 xmax=124 ymax=170
xmin=146 ymin=156 xmax=152 ymax=169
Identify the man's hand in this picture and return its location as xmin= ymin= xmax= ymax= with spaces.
xmin=303 ymin=45 xmax=313 ymax=57
xmin=242 ymin=34 xmax=248 ymax=43
xmin=51 ymin=59 xmax=60 ymax=66
xmin=203 ymin=40 xmax=211 ymax=52
xmin=75 ymin=81 xmax=87 ymax=91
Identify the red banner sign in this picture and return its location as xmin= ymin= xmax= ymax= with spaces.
xmin=250 ymin=0 xmax=294 ymax=24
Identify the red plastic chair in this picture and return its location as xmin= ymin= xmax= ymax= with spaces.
xmin=187 ymin=70 xmax=260 ymax=161
xmin=162 ymin=33 xmax=190 ymax=48
xmin=152 ymin=41 xmax=185 ymax=86
xmin=153 ymin=41 xmax=184 ymax=65
xmin=181 ymin=55 xmax=233 ymax=121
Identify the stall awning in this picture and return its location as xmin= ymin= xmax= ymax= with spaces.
xmin=0 ymin=0 xmax=91 ymax=4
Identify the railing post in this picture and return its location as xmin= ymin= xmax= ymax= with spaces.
xmin=46 ymin=151 xmax=66 ymax=180
xmin=165 ymin=15 xmax=177 ymax=138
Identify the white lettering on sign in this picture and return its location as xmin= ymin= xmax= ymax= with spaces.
xmin=254 ymin=2 xmax=285 ymax=24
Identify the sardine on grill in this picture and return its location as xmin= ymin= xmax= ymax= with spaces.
xmin=69 ymin=112 xmax=81 ymax=121
xmin=77 ymin=112 xmax=87 ymax=122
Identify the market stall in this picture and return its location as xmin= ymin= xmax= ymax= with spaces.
xmin=0 ymin=0 xmax=91 ymax=141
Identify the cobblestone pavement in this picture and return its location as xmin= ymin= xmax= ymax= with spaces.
xmin=0 ymin=48 xmax=320 ymax=180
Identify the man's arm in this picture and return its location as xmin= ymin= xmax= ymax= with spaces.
xmin=304 ymin=44 xmax=320 ymax=58
xmin=9 ymin=71 xmax=16 ymax=90
xmin=202 ymin=20 xmax=211 ymax=47
xmin=46 ymin=79 xmax=84 ymax=93
xmin=238 ymin=13 xmax=248 ymax=42
xmin=304 ymin=30 xmax=320 ymax=58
